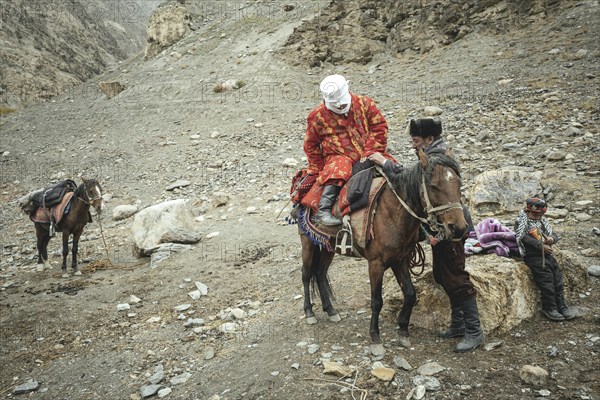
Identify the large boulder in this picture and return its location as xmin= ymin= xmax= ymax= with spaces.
xmin=144 ymin=4 xmax=191 ymax=59
xmin=131 ymin=199 xmax=202 ymax=255
xmin=384 ymin=252 xmax=588 ymax=335
xmin=469 ymin=167 xmax=543 ymax=216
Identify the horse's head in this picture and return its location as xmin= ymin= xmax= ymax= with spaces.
xmin=419 ymin=150 xmax=467 ymax=240
xmin=81 ymin=177 xmax=105 ymax=214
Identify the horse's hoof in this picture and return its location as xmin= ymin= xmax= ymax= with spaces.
xmin=328 ymin=313 xmax=341 ymax=322
xmin=371 ymin=344 xmax=385 ymax=356
xmin=73 ymin=271 xmax=82 ymax=276
xmin=61 ymin=273 xmax=70 ymax=278
xmin=305 ymin=316 xmax=318 ymax=325
xmin=399 ymin=336 xmax=412 ymax=348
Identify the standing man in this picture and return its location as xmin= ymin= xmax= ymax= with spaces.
xmin=369 ymin=118 xmax=484 ymax=352
xmin=304 ymin=74 xmax=391 ymax=226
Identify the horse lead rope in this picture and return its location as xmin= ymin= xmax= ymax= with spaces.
xmin=97 ymin=215 xmax=114 ymax=268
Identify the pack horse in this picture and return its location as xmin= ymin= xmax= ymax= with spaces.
xmin=22 ymin=178 xmax=105 ymax=278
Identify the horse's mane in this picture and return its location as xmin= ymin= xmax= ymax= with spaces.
xmin=425 ymin=151 xmax=461 ymax=181
xmin=389 ymin=152 xmax=461 ymax=211
xmin=389 ymin=162 xmax=423 ymax=211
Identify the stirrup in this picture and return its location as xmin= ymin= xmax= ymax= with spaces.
xmin=335 ymin=216 xmax=355 ymax=256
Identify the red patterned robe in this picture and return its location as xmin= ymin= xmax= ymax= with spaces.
xmin=300 ymin=93 xmax=393 ymax=210
xmin=304 ymin=93 xmax=391 ymax=185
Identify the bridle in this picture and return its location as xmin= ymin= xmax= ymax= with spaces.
xmin=77 ymin=183 xmax=103 ymax=211
xmin=420 ymin=173 xmax=463 ymax=234
xmin=376 ymin=164 xmax=462 ymax=238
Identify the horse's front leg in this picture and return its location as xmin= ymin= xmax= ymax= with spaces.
xmin=368 ymin=259 xmax=386 ymax=356
xmin=391 ymin=262 xmax=416 ymax=348
xmin=61 ymin=231 xmax=70 ymax=278
xmin=71 ymin=229 xmax=83 ymax=276
xmin=316 ymin=249 xmax=340 ymax=322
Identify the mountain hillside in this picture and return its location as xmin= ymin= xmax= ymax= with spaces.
xmin=0 ymin=0 xmax=160 ymax=107
xmin=0 ymin=1 xmax=598 ymax=399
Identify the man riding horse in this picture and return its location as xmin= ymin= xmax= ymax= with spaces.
xmin=303 ymin=74 xmax=393 ymax=226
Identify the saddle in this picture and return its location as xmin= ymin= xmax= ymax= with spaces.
xmin=32 ymin=179 xmax=77 ymax=209
xmin=30 ymin=192 xmax=75 ymax=226
xmin=22 ymin=180 xmax=78 ymax=235
xmin=298 ymin=176 xmax=387 ymax=256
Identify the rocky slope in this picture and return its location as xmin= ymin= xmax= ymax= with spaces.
xmin=0 ymin=0 xmax=160 ymax=107
xmin=0 ymin=0 xmax=599 ymax=399
xmin=281 ymin=0 xmax=567 ymax=66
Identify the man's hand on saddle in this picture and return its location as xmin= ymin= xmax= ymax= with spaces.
xmin=543 ymin=244 xmax=554 ymax=254
xmin=543 ymin=236 xmax=555 ymax=246
xmin=367 ymin=152 xmax=387 ymax=166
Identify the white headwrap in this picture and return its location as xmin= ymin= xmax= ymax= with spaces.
xmin=320 ymin=74 xmax=352 ymax=115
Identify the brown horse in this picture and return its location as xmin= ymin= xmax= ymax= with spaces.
xmin=300 ymin=150 xmax=467 ymax=354
xmin=35 ymin=178 xmax=104 ymax=278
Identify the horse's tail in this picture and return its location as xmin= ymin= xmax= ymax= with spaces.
xmin=310 ymin=245 xmax=336 ymax=302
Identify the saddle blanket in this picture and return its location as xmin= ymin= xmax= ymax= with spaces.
xmin=298 ymin=177 xmax=386 ymax=252
xmin=30 ymin=192 xmax=74 ymax=224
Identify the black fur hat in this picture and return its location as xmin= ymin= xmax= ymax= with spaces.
xmin=407 ymin=118 xmax=442 ymax=138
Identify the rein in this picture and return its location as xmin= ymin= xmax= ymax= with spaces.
xmin=375 ymin=165 xmax=462 ymax=238
xmin=76 ymin=182 xmax=113 ymax=266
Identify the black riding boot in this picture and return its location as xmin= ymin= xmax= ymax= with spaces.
xmin=540 ymin=289 xmax=564 ymax=321
xmin=556 ymin=292 xmax=576 ymax=320
xmin=315 ymin=185 xmax=342 ymax=226
xmin=439 ymin=305 xmax=465 ymax=339
xmin=454 ymin=297 xmax=485 ymax=353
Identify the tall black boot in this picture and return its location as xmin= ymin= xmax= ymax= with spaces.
xmin=454 ymin=297 xmax=484 ymax=353
xmin=438 ymin=305 xmax=465 ymax=339
xmin=556 ymin=292 xmax=576 ymax=320
xmin=315 ymin=185 xmax=342 ymax=226
xmin=540 ymin=288 xmax=564 ymax=321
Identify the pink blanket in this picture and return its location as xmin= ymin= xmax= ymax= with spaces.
xmin=468 ymin=218 xmax=518 ymax=257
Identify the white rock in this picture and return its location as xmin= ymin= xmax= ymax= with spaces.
xmin=117 ymin=303 xmax=131 ymax=311
xmin=174 ymin=304 xmax=191 ymax=312
xmin=231 ymin=308 xmax=247 ymax=320
xmin=158 ymin=387 xmax=172 ymax=398
xmin=112 ymin=205 xmax=138 ymax=221
xmin=195 ymin=282 xmax=208 ymax=295
xmin=188 ymin=290 xmax=201 ymax=300
xmin=170 ymin=372 xmax=192 ymax=385
xmin=282 ymin=158 xmax=298 ymax=167
xmin=423 ymin=106 xmax=443 ymax=116
xmin=519 ymin=365 xmax=548 ymax=387
xmin=146 ymin=316 xmax=161 ymax=323
xmin=131 ymin=199 xmax=202 ymax=255
xmin=470 ymin=167 xmax=542 ymax=214
xmin=416 ymin=362 xmax=445 ymax=376
xmin=166 ymin=179 xmax=191 ymax=191
xmin=246 ymin=206 xmax=258 ymax=214
xmin=129 ymin=295 xmax=142 ymax=303
xmin=220 ymin=322 xmax=237 ymax=333
xmin=206 ymin=232 xmax=219 ymax=239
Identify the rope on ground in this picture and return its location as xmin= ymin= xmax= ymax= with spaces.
xmin=97 ymin=214 xmax=114 ymax=268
